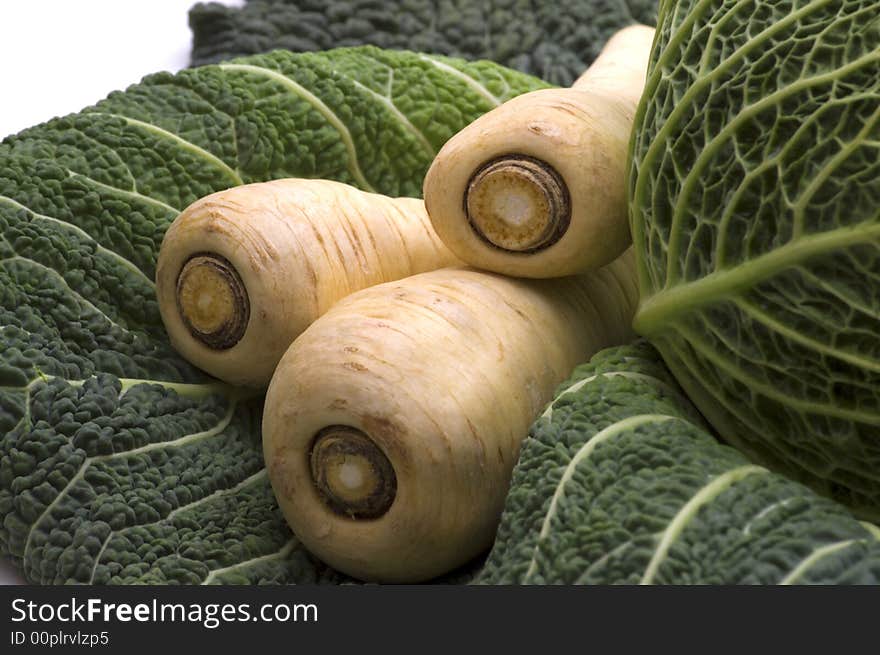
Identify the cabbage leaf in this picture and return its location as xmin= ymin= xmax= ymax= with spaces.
xmin=479 ymin=342 xmax=880 ymax=584
xmin=630 ymin=0 xmax=880 ymax=519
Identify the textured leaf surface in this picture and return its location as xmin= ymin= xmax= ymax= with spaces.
xmin=629 ymin=0 xmax=880 ymax=517
xmin=478 ymin=342 xmax=880 ymax=584
xmin=189 ymin=0 xmax=658 ymax=86
xmin=0 ymin=46 xmax=548 ymax=584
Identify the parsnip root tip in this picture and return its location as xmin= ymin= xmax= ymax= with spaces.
xmin=175 ymin=253 xmax=250 ymax=350
xmin=465 ymin=155 xmax=571 ymax=253
xmin=309 ymin=426 xmax=397 ymax=520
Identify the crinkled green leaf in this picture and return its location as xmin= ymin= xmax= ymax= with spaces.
xmin=629 ymin=0 xmax=880 ymax=518
xmin=189 ymin=0 xmax=658 ymax=86
xmin=0 ymin=46 xmax=550 ymax=584
xmin=478 ymin=342 xmax=880 ymax=584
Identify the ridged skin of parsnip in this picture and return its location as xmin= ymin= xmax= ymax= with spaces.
xmin=262 ymin=250 xmax=639 ymax=582
xmin=423 ymin=25 xmax=655 ymax=278
xmin=156 ymin=178 xmax=461 ymax=387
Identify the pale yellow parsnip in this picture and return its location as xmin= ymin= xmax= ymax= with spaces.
xmin=423 ymin=24 xmax=656 ymax=278
xmin=263 ymin=250 xmax=638 ymax=583
xmin=155 ymin=178 xmax=460 ymax=387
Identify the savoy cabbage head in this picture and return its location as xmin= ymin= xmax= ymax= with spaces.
xmin=629 ymin=0 xmax=880 ymax=518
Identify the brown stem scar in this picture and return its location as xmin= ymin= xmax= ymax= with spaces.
xmin=176 ymin=253 xmax=250 ymax=350
xmin=310 ymin=426 xmax=397 ymax=520
xmin=465 ymin=155 xmax=571 ymax=253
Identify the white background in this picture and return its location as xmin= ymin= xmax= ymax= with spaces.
xmin=1 ymin=0 xmax=244 ymax=139
xmin=0 ymin=0 xmax=244 ymax=584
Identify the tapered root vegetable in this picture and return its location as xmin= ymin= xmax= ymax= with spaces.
xmin=262 ymin=251 xmax=639 ymax=582
xmin=155 ymin=179 xmax=461 ymax=387
xmin=423 ymin=24 xmax=655 ymax=278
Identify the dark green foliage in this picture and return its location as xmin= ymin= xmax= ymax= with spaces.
xmin=478 ymin=342 xmax=880 ymax=584
xmin=629 ymin=0 xmax=880 ymax=519
xmin=189 ymin=0 xmax=658 ymax=85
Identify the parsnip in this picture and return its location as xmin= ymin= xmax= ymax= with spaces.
xmin=262 ymin=251 xmax=639 ymax=582
xmin=423 ymin=25 xmax=655 ymax=278
xmin=155 ymin=179 xmax=460 ymax=387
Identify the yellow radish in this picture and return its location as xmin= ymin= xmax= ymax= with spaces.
xmin=262 ymin=251 xmax=638 ymax=582
xmin=423 ymin=24 xmax=655 ymax=278
xmin=155 ymin=178 xmax=460 ymax=387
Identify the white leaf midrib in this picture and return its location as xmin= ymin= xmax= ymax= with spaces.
xmin=0 ymin=195 xmax=155 ymax=288
xmin=201 ymin=538 xmax=298 ymax=585
xmin=86 ymin=111 xmax=243 ymax=187
xmin=542 ymin=370 xmax=687 ymax=420
xmin=64 ymin=168 xmax=180 ymax=215
xmin=219 ymin=63 xmax=374 ymax=192
xmin=351 ymin=80 xmax=435 ymax=157
xmin=418 ymin=55 xmax=502 ymax=106
xmin=778 ymin=539 xmax=858 ymax=585
xmin=640 ymin=464 xmax=767 ymax=584
xmin=22 ymin=401 xmax=239 ymax=570
xmin=741 ymin=496 xmax=797 ymax=536
xmin=1 ymin=374 xmax=229 ymax=398
xmin=522 ymin=413 xmax=680 ymax=583
xmin=89 ymin=468 xmax=268 ymax=584
xmin=1 ymin=255 xmax=126 ymax=331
